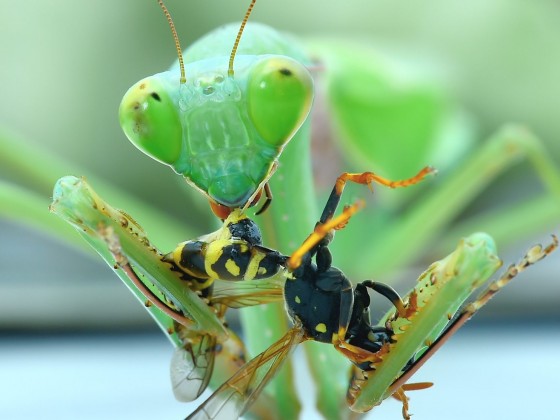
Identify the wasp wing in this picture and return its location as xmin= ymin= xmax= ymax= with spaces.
xmin=211 ymin=329 xmax=247 ymax=381
xmin=186 ymin=327 xmax=305 ymax=419
xmin=211 ymin=277 xmax=284 ymax=308
xmin=171 ymin=332 xmax=217 ymax=402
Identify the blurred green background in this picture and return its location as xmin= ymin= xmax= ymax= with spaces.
xmin=1 ymin=1 xmax=559 ymax=418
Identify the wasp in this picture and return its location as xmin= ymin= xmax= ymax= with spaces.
xmin=186 ymin=166 xmax=557 ymax=420
xmin=185 ymin=167 xmax=443 ymax=419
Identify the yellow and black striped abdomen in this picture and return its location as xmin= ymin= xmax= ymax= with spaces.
xmin=204 ymin=239 xmax=282 ymax=281
xmin=165 ymin=238 xmax=284 ymax=287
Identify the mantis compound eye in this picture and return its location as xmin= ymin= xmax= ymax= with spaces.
xmin=119 ymin=76 xmax=183 ymax=167
xmin=247 ymin=56 xmax=314 ymax=148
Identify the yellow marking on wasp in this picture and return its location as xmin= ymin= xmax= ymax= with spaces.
xmin=189 ymin=277 xmax=213 ymax=292
xmin=225 ymin=258 xmax=241 ymax=277
xmin=315 ymin=323 xmax=327 ymax=333
xmin=244 ymin=250 xmax=266 ymax=280
xmin=168 ymin=242 xmax=210 ymax=280
xmin=204 ymin=241 xmax=224 ymax=280
xmin=257 ymin=267 xmax=267 ymax=275
xmin=295 ymin=295 xmax=301 ymax=304
xmin=220 ymin=209 xmax=248 ymax=239
xmin=171 ymin=241 xmax=186 ymax=267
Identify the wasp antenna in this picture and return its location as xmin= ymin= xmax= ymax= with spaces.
xmin=228 ymin=0 xmax=257 ymax=77
xmin=157 ymin=0 xmax=186 ymax=84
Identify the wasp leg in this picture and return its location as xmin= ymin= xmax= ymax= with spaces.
xmin=343 ymin=330 xmax=395 ymax=372
xmin=289 ymin=167 xmax=433 ymax=271
xmin=100 ymin=224 xmax=195 ymax=328
xmin=392 ymin=383 xmax=434 ymax=420
xmin=335 ymin=339 xmax=386 ymax=366
xmin=392 ymin=387 xmax=411 ymax=420
xmin=288 ymin=201 xmax=364 ymax=271
xmin=348 ymin=368 xmax=432 ymax=416
xmin=361 ymin=280 xmax=407 ymax=318
xmin=319 ymin=166 xmax=436 ymax=224
xmin=336 ymin=285 xmax=354 ymax=340
xmin=387 ymin=235 xmax=558 ymax=398
xmin=402 ymin=382 xmax=433 ymax=391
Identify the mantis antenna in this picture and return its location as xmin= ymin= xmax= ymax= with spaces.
xmin=228 ymin=0 xmax=257 ymax=77
xmin=157 ymin=0 xmax=186 ymax=84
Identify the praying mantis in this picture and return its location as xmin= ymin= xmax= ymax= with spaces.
xmin=2 ymin=0 xmax=560 ymax=419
